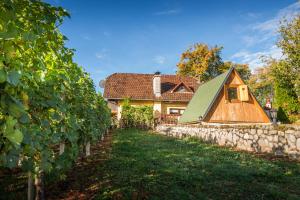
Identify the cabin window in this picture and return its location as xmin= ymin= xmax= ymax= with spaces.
xmin=227 ymin=87 xmax=238 ymax=101
xmin=169 ymin=108 xmax=185 ymax=115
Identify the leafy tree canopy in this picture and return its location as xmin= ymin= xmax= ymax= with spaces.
xmin=177 ymin=43 xmax=223 ymax=82
xmin=176 ymin=43 xmax=251 ymax=82
xmin=221 ymin=62 xmax=251 ymax=81
xmin=248 ymin=65 xmax=273 ymax=106
xmin=271 ymin=15 xmax=300 ymax=122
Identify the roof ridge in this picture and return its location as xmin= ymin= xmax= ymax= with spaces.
xmin=107 ymin=72 xmax=197 ymax=77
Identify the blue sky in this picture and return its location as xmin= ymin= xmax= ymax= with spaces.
xmin=47 ymin=0 xmax=299 ymax=91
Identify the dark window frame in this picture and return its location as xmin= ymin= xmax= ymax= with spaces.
xmin=175 ymin=85 xmax=188 ymax=92
xmin=169 ymin=108 xmax=185 ymax=115
xmin=227 ymin=87 xmax=239 ymax=102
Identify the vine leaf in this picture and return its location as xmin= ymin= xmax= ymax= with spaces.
xmin=3 ymin=116 xmax=23 ymax=145
xmin=7 ymin=70 xmax=21 ymax=86
xmin=0 ymin=69 xmax=7 ymax=83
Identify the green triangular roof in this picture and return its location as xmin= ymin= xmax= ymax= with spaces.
xmin=179 ymin=68 xmax=233 ymax=123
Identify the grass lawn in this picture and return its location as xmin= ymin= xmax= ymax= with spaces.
xmin=96 ymin=128 xmax=300 ymax=200
xmin=1 ymin=128 xmax=299 ymax=200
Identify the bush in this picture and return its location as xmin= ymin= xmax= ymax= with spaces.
xmin=120 ymin=99 xmax=153 ymax=129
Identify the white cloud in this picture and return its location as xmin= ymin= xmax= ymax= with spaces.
xmin=82 ymin=35 xmax=91 ymax=41
xmin=95 ymin=49 xmax=108 ymax=60
xmin=231 ymin=2 xmax=298 ymax=70
xmin=242 ymin=2 xmax=300 ymax=47
xmin=153 ymin=9 xmax=181 ymax=16
xmin=231 ymin=46 xmax=283 ymax=70
xmin=246 ymin=12 xmax=261 ymax=19
xmin=241 ymin=35 xmax=256 ymax=47
xmin=95 ymin=53 xmax=105 ymax=59
xmin=253 ymin=2 xmax=299 ymax=33
xmin=153 ymin=56 xmax=166 ymax=64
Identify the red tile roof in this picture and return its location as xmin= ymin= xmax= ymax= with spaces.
xmin=103 ymin=73 xmax=199 ymax=102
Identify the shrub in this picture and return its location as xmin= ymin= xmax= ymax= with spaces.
xmin=120 ymin=99 xmax=153 ymax=129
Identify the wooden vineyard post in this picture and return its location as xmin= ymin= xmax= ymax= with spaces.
xmin=34 ymin=170 xmax=45 ymax=200
xmin=59 ymin=127 xmax=65 ymax=155
xmin=28 ymin=172 xmax=33 ymax=200
xmin=85 ymin=141 xmax=91 ymax=157
xmin=59 ymin=142 xmax=65 ymax=155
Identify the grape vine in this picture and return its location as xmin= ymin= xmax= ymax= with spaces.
xmin=0 ymin=0 xmax=111 ymax=189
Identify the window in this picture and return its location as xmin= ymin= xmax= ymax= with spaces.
xmin=227 ymin=87 xmax=238 ymax=101
xmin=169 ymin=108 xmax=185 ymax=115
xmin=172 ymin=83 xmax=192 ymax=93
xmin=175 ymin=85 xmax=188 ymax=92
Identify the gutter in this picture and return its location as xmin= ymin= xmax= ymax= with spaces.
xmin=105 ymin=97 xmax=191 ymax=102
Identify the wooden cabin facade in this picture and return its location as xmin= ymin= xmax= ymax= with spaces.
xmin=179 ymin=67 xmax=271 ymax=124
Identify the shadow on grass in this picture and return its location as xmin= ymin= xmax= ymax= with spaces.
xmin=96 ymin=128 xmax=300 ymax=200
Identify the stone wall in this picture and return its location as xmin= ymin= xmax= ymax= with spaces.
xmin=156 ymin=124 xmax=300 ymax=160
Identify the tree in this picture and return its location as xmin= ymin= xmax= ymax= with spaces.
xmin=221 ymin=61 xmax=251 ymax=81
xmin=177 ymin=43 xmax=223 ymax=81
xmin=271 ymin=60 xmax=299 ymax=122
xmin=248 ymin=65 xmax=273 ymax=106
xmin=272 ymin=15 xmax=300 ymax=122
xmin=176 ymin=43 xmax=251 ymax=82
xmin=278 ymin=15 xmax=300 ymax=97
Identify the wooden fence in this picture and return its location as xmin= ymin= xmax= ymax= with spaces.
xmin=159 ymin=114 xmax=181 ymax=124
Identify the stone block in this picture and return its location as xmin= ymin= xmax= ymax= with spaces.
xmin=278 ymin=131 xmax=284 ymax=136
xmin=250 ymin=129 xmax=256 ymax=135
xmin=287 ymin=134 xmax=296 ymax=143
xmin=296 ymin=138 xmax=300 ymax=151
xmin=232 ymin=134 xmax=238 ymax=144
xmin=286 ymin=130 xmax=295 ymax=134
xmin=244 ymin=133 xmax=249 ymax=140
xmin=257 ymin=129 xmax=263 ymax=134
xmin=279 ymin=136 xmax=286 ymax=144
xmin=273 ymin=135 xmax=278 ymax=142
xmin=267 ymin=136 xmax=273 ymax=142
xmin=269 ymin=130 xmax=278 ymax=135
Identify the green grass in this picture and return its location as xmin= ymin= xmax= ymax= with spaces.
xmin=96 ymin=128 xmax=300 ymax=200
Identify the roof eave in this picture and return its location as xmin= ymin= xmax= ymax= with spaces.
xmin=105 ymin=97 xmax=191 ymax=102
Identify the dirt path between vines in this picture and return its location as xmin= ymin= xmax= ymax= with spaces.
xmin=47 ymin=132 xmax=113 ymax=200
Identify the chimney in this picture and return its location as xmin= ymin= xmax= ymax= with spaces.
xmin=153 ymin=73 xmax=161 ymax=97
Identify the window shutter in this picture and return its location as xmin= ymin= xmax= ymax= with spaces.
xmin=239 ymin=85 xmax=249 ymax=101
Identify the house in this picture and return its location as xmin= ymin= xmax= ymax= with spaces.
xmin=179 ymin=67 xmax=271 ymax=124
xmin=103 ymin=73 xmax=199 ymax=120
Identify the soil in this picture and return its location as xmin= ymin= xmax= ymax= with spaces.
xmin=46 ymin=132 xmax=113 ymax=200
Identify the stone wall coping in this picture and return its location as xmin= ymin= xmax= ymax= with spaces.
xmin=169 ymin=123 xmax=300 ymax=131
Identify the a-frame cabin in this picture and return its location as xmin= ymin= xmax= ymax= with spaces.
xmin=179 ymin=67 xmax=271 ymax=124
